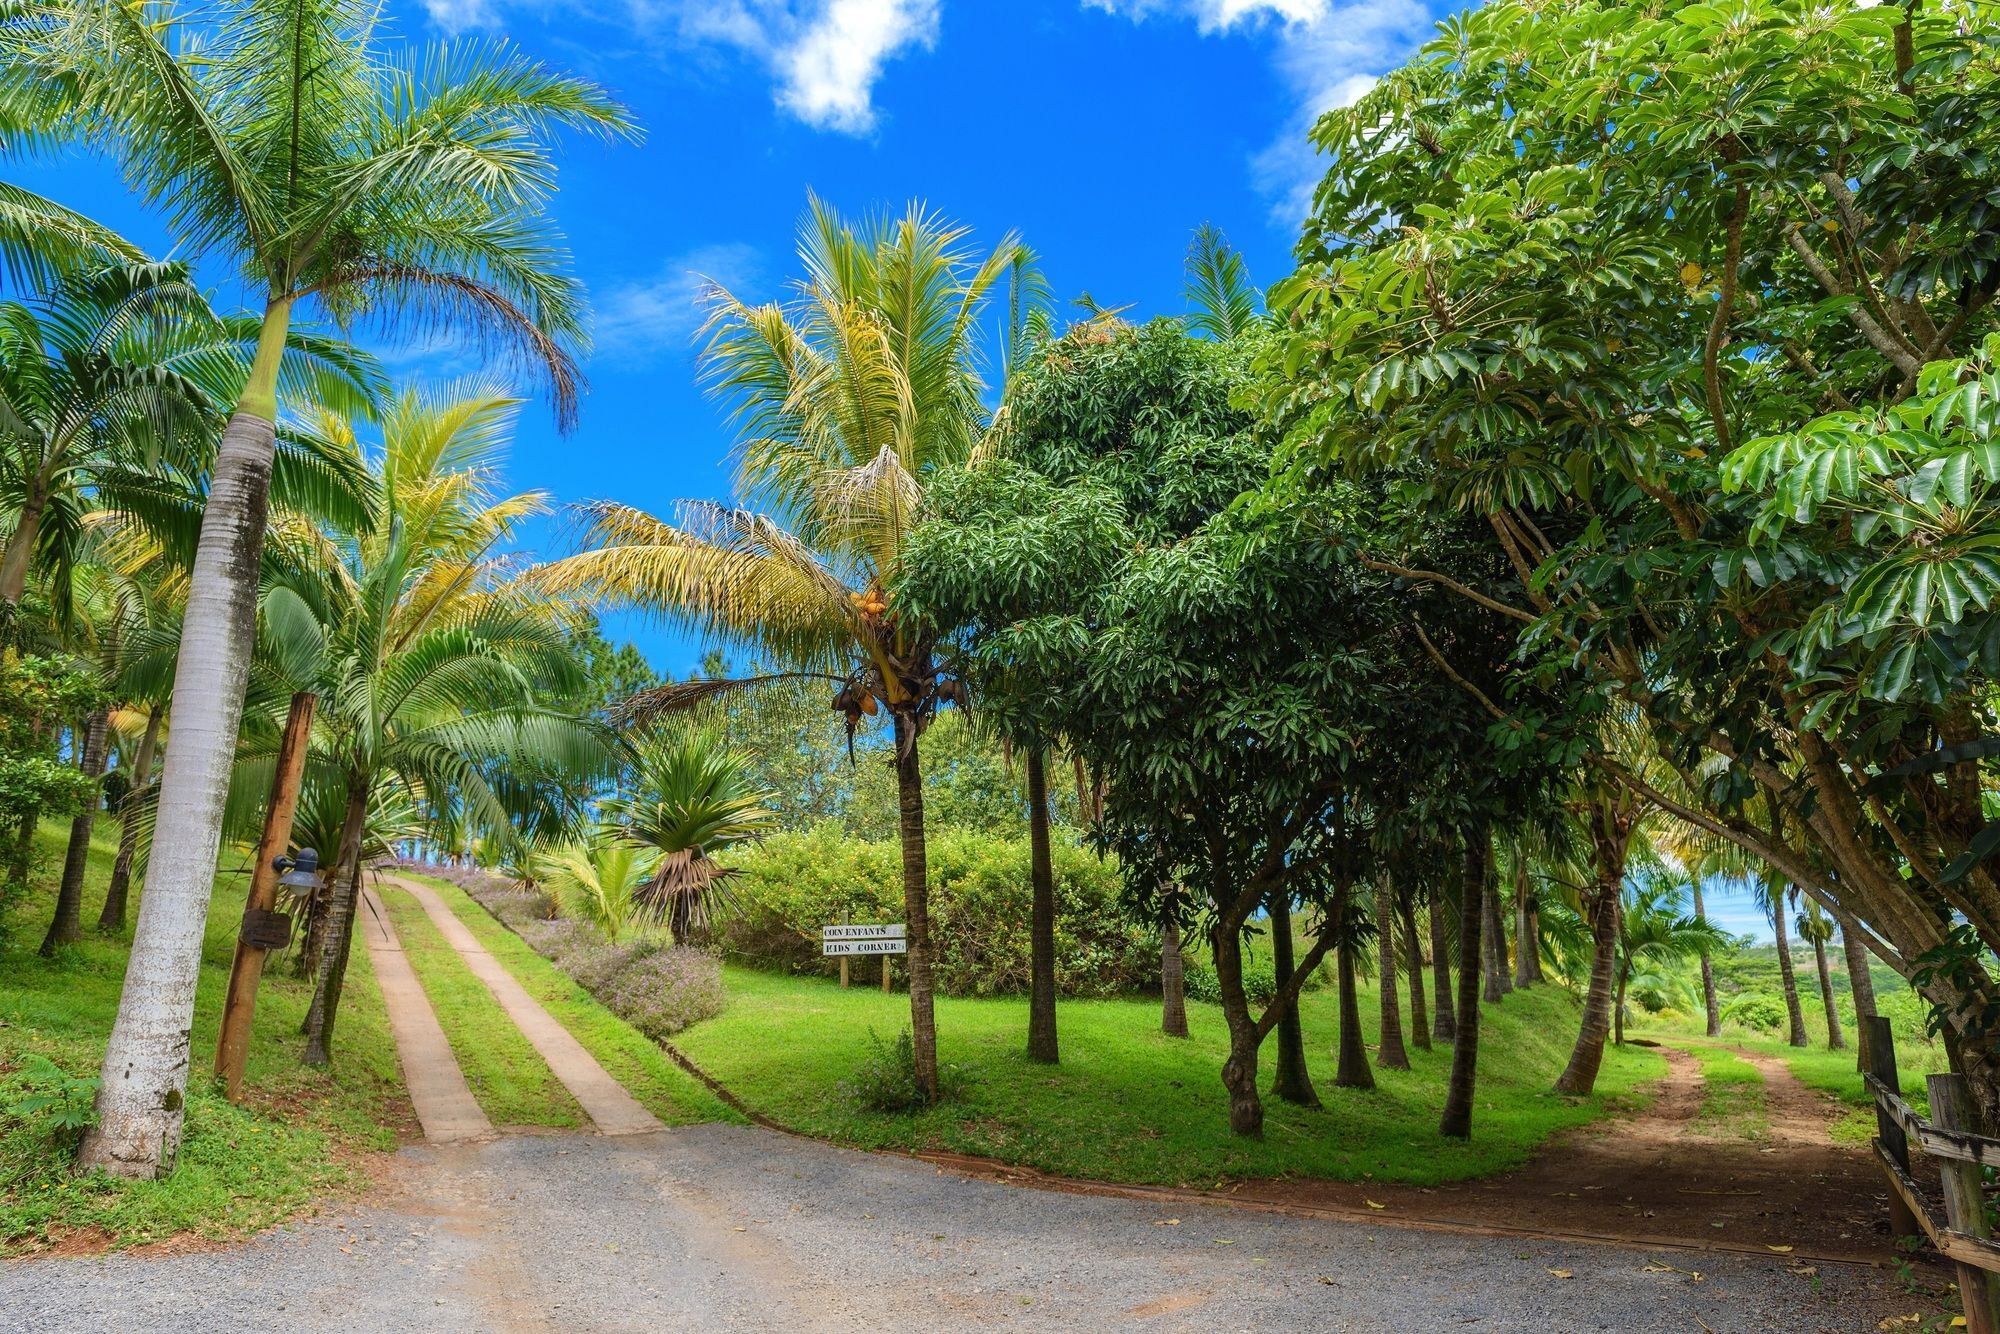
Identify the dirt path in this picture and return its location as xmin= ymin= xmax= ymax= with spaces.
xmin=380 ymin=875 xmax=663 ymax=1137
xmin=1210 ymin=1043 xmax=1892 ymax=1264
xmin=356 ymin=885 xmax=493 ymax=1144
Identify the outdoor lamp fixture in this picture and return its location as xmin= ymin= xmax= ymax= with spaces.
xmin=274 ymin=847 xmax=320 ymax=891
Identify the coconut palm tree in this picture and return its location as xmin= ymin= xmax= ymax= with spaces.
xmin=1613 ymin=878 xmax=1727 ymax=1044
xmin=603 ymin=732 xmax=777 ymax=944
xmin=537 ymin=198 xmax=1035 ymax=1103
xmin=231 ymin=383 xmax=613 ymax=1065
xmin=1753 ymin=875 xmax=1811 ymax=1048
xmin=1796 ymin=900 xmax=1846 ymax=1052
xmin=12 ymin=1 xmax=635 ymax=1175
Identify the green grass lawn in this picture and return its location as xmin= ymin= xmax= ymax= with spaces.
xmin=0 ymin=824 xmax=408 ymax=1253
xmin=390 ymin=876 xmax=732 ymax=1126
xmin=374 ymin=883 xmax=587 ymax=1129
xmin=669 ymin=962 xmax=1665 ymax=1187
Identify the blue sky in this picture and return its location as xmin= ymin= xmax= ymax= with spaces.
xmin=28 ymin=0 xmax=1799 ymax=939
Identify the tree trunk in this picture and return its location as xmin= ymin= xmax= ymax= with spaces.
xmin=1513 ymin=855 xmax=1541 ymax=986
xmin=1440 ymin=823 xmax=1487 ymax=1139
xmin=1213 ymin=913 xmax=1264 ymax=1137
xmin=1814 ymin=936 xmax=1846 ymax=1051
xmin=1334 ymin=931 xmax=1375 ymax=1090
xmin=1268 ymin=890 xmax=1320 ymax=1106
xmin=1693 ymin=876 xmax=1721 ymax=1038
xmin=1161 ymin=905 xmax=1189 ymax=1038
xmin=892 ymin=708 xmax=940 ymax=1103
xmin=1614 ymin=965 xmax=1628 ymax=1046
xmin=40 ymin=707 xmax=110 ymax=955
xmin=1024 ymin=749 xmax=1058 ymax=1064
xmin=1376 ymin=875 xmax=1409 ymax=1069
xmin=1554 ymin=883 xmax=1620 ymax=1095
xmin=1429 ymin=885 xmax=1457 ymax=1042
xmin=1772 ymin=881 xmax=1810 ymax=1048
xmin=302 ymin=774 xmax=371 ymax=1065
xmin=78 ymin=306 xmax=290 ymax=1179
xmin=0 ymin=481 xmax=46 ymax=607
xmin=1398 ymin=890 xmax=1430 ymax=1051
xmin=1839 ymin=909 xmax=1877 ymax=1072
xmin=98 ymin=709 xmax=161 ymax=932
xmin=1482 ymin=871 xmax=1510 ymax=1002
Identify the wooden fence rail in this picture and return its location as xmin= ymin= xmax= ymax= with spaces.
xmin=1865 ymin=1015 xmax=2000 ymax=1333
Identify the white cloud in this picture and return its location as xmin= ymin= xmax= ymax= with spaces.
xmin=1089 ymin=0 xmax=1429 ymax=225
xmin=592 ymin=242 xmax=763 ymax=366
xmin=419 ymin=0 xmax=934 ymax=136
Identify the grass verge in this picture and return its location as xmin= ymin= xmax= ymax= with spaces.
xmin=670 ymin=963 xmax=1664 ymax=1187
xmin=1 ymin=826 xmax=409 ymax=1254
xmin=399 ymin=874 xmax=734 ymax=1126
xmin=374 ymin=883 xmax=584 ymax=1129
xmin=1675 ymin=1043 xmax=1768 ymax=1139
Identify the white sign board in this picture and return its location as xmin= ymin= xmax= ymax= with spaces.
xmin=823 ymin=923 xmax=907 ymax=956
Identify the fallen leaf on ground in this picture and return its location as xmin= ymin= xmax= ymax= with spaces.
xmin=1365 ymin=1200 xmax=1386 ymax=1210
xmin=1765 ymin=1245 xmax=1793 ymax=1253
xmin=1547 ymin=1269 xmax=1574 ymax=1280
xmin=1154 ymin=1219 xmax=1180 ymax=1227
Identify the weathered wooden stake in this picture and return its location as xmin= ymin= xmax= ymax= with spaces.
xmin=882 ymin=953 xmax=891 ymax=992
xmin=1930 ymin=1073 xmax=2000 ymax=1334
xmin=214 ymin=692 xmax=316 ymax=1099
xmin=1865 ymin=1015 xmax=1922 ymax=1239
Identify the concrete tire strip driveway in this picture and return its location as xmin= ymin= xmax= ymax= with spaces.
xmin=376 ymin=873 xmax=663 ymax=1138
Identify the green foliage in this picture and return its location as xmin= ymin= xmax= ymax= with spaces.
xmin=717 ymin=825 xmax=1159 ymax=997
xmin=4 ymin=1053 xmax=97 ymax=1137
xmin=1721 ymin=993 xmax=1788 ymax=1034
xmin=1182 ymin=957 xmax=1276 ymax=1007
xmin=546 ymin=838 xmax=659 ymax=946
xmin=842 ymin=1028 xmax=973 ymax=1113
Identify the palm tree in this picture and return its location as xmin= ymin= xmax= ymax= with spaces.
xmin=546 ymin=837 xmax=658 ymax=945
xmin=1796 ymin=900 xmax=1846 ymax=1052
xmin=1613 ymin=878 xmax=1726 ymax=1045
xmin=537 ymin=198 xmax=1034 ymax=1102
xmin=603 ymin=732 xmax=777 ymax=944
xmin=0 ymin=65 xmax=145 ymax=291
xmin=15 ymin=0 xmax=635 ymax=1176
xmin=1754 ymin=875 xmax=1812 ymax=1048
xmin=234 ymin=383 xmax=612 ymax=1066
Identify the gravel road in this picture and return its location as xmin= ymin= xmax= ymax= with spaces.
xmin=1 ymin=1123 xmax=1906 ymax=1332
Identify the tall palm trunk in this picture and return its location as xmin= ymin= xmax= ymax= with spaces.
xmin=1440 ymin=822 xmax=1487 ymax=1139
xmin=303 ymin=772 xmax=371 ymax=1066
xmin=1839 ymin=909 xmax=1877 ymax=1071
xmin=79 ymin=301 xmax=291 ymax=1178
xmin=1614 ymin=961 xmax=1629 ymax=1046
xmin=1554 ymin=884 xmax=1621 ymax=1095
xmin=1482 ymin=872 xmax=1510 ymax=1002
xmin=1429 ymin=885 xmax=1456 ymax=1041
xmin=1161 ymin=899 xmax=1189 ymax=1038
xmin=892 ymin=708 xmax=940 ymax=1102
xmin=0 ymin=477 xmax=47 ymax=606
xmin=1693 ymin=877 xmax=1721 ymax=1037
xmin=99 ymin=710 xmax=162 ymax=931
xmin=1398 ymin=890 xmax=1430 ymax=1051
xmin=1513 ymin=856 xmax=1541 ymax=986
xmin=1269 ymin=889 xmax=1319 ymax=1105
xmin=1376 ymin=874 xmax=1409 ymax=1069
xmin=1334 ymin=931 xmax=1375 ymax=1090
xmin=40 ymin=707 xmax=110 ymax=954
xmin=1813 ymin=934 xmax=1846 ymax=1051
xmin=1771 ymin=880 xmax=1809 ymax=1048
xmin=1024 ymin=749 xmax=1058 ymax=1064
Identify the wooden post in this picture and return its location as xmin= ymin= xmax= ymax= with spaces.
xmin=1930 ymin=1073 xmax=2000 ymax=1334
xmin=214 ymin=692 xmax=316 ymax=1100
xmin=839 ymin=909 xmax=850 ymax=989
xmin=882 ymin=952 xmax=891 ymax=992
xmin=1865 ymin=1015 xmax=1923 ymax=1239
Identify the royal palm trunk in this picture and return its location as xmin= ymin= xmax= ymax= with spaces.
xmin=99 ymin=710 xmax=162 ymax=931
xmin=1160 ymin=905 xmax=1189 ymax=1039
xmin=1482 ymin=874 xmax=1510 ymax=1002
xmin=1024 ymin=749 xmax=1058 ymax=1064
xmin=1440 ymin=823 xmax=1488 ymax=1140
xmin=0 ymin=477 xmax=47 ymax=607
xmin=1554 ymin=883 xmax=1620 ymax=1095
xmin=79 ymin=300 xmax=291 ymax=1178
xmin=303 ymin=773 xmax=371 ymax=1066
xmin=1839 ymin=909 xmax=1877 ymax=1070
xmin=40 ymin=707 xmax=109 ymax=954
xmin=1771 ymin=880 xmax=1810 ymax=1048
xmin=1429 ymin=885 xmax=1456 ymax=1042
xmin=1813 ymin=935 xmax=1846 ymax=1051
xmin=892 ymin=709 xmax=939 ymax=1102
xmin=1399 ymin=891 xmax=1430 ymax=1051
xmin=1333 ymin=931 xmax=1375 ymax=1090
xmin=1376 ymin=874 xmax=1409 ymax=1069
xmin=1694 ymin=877 xmax=1721 ymax=1037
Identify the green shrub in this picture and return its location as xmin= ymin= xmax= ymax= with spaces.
xmin=841 ymin=1028 xmax=973 ymax=1112
xmin=1181 ymin=958 xmax=1278 ymax=1007
xmin=1721 ymin=992 xmax=1786 ymax=1032
xmin=717 ymin=825 xmax=1161 ymax=997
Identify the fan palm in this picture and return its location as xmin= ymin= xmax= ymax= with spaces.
xmin=603 ymin=733 xmax=776 ymax=944
xmin=13 ymin=0 xmax=636 ymax=1175
xmin=537 ymin=197 xmax=1034 ymax=1102
xmin=227 ymin=383 xmax=613 ymax=1065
